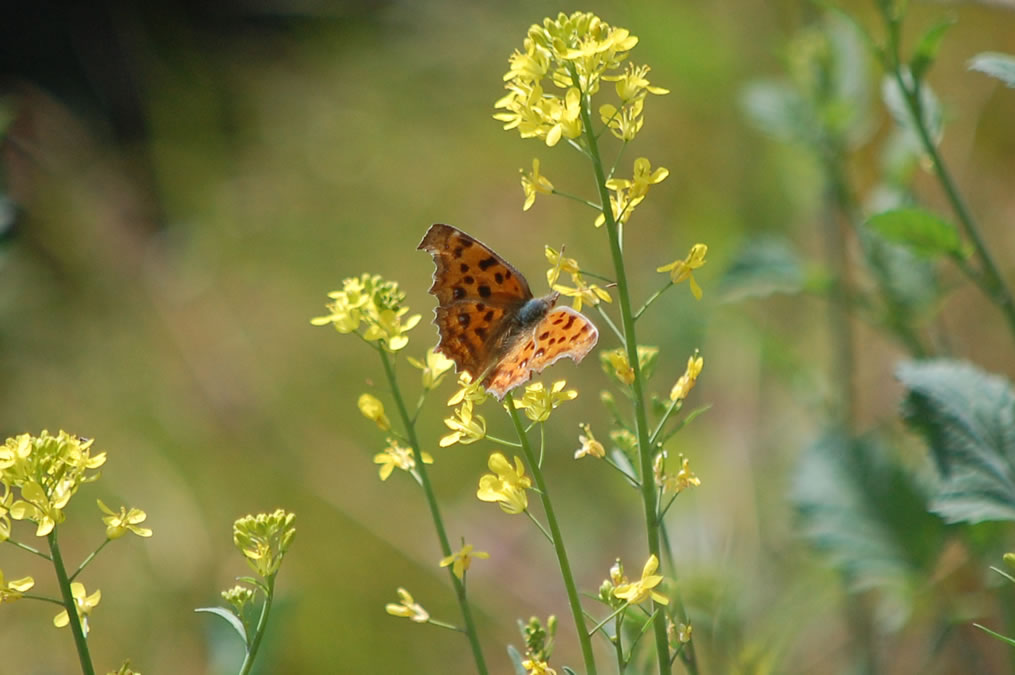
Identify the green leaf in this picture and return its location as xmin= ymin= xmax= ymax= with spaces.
xmin=718 ymin=237 xmax=805 ymax=302
xmin=506 ymin=645 xmax=527 ymax=675
xmin=882 ymin=72 xmax=944 ymax=148
xmin=739 ymin=81 xmax=811 ymax=142
xmin=910 ymin=16 xmax=957 ymax=83
xmin=563 ymin=668 xmax=578 ymax=675
xmin=898 ymin=359 xmax=1015 ymax=523
xmin=974 ymin=623 xmax=1015 ymax=648
xmin=195 ymin=606 xmax=249 ymax=646
xmin=865 ymin=208 xmax=962 ymax=258
xmin=791 ymin=431 xmax=944 ymax=630
xmin=969 ymin=52 xmax=1015 ymax=88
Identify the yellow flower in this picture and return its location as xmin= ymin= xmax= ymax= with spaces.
xmin=385 ymin=587 xmax=430 ymax=623
xmin=0 ymin=483 xmax=13 ymax=541
xmin=605 ymin=62 xmax=670 ymax=101
xmin=599 ymin=97 xmax=645 ymax=141
xmin=440 ymin=401 xmax=487 ymax=447
xmin=233 ymin=509 xmax=296 ymax=578
xmin=575 ymin=423 xmax=605 ymax=459
xmin=477 ymin=453 xmax=531 ymax=514
xmin=439 ymin=543 xmax=490 ymax=580
xmin=521 ymin=158 xmax=555 ymax=211
xmin=10 ymin=480 xmax=70 ymax=537
xmin=601 ymin=348 xmax=634 ymax=385
xmin=670 ymin=351 xmax=703 ymax=402
xmin=448 ymin=373 xmax=489 ymax=407
xmin=407 ymin=349 xmax=456 ymax=391
xmin=594 ymin=183 xmax=645 ymax=228
xmin=357 ymin=393 xmax=391 ymax=431
xmin=373 ymin=439 xmax=433 ymax=481
xmin=552 ymin=276 xmax=612 ymax=312
xmin=544 ymin=246 xmax=581 ymax=285
xmin=607 ymin=157 xmax=669 ymax=201
xmin=221 ymin=585 xmax=255 ymax=617
xmin=0 ymin=569 xmax=34 ymax=603
xmin=513 ymin=381 xmax=577 ymax=422
xmin=97 ymin=500 xmax=152 ymax=540
xmin=669 ymin=620 xmax=693 ymax=644
xmin=53 ymin=582 xmax=101 ymax=635
xmin=522 ymin=658 xmax=557 ymax=675
xmin=664 ymin=454 xmax=701 ymax=495
xmin=657 ymin=244 xmax=708 ymax=300
xmin=613 ymin=554 xmax=668 ymax=605
xmin=544 ymin=87 xmax=583 ymax=147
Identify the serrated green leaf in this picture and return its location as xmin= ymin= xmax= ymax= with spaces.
xmin=791 ymin=431 xmax=943 ymax=630
xmin=898 ymin=360 xmax=1015 ymax=523
xmin=507 ymin=645 xmax=527 ymax=675
xmin=195 ymin=606 xmax=249 ymax=646
xmin=910 ymin=17 xmax=956 ymax=82
xmin=865 ymin=208 xmax=962 ymax=258
xmin=969 ymin=52 xmax=1015 ymax=88
xmin=718 ymin=237 xmax=805 ymax=302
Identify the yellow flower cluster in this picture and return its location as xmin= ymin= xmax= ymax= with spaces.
xmin=1 ymin=431 xmax=107 ymax=539
xmin=311 ymin=273 xmax=421 ymax=352
xmin=374 ymin=438 xmax=433 ymax=481
xmin=233 ymin=509 xmax=296 ymax=578
xmin=595 ymin=157 xmax=669 ymax=228
xmin=670 ymin=351 xmax=704 ymax=403
xmin=385 ymin=587 xmax=430 ymax=623
xmin=600 ymin=345 xmax=658 ymax=386
xmin=494 ymin=11 xmax=650 ymax=147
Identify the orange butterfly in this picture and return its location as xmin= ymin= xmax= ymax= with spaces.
xmin=418 ymin=224 xmax=599 ymax=399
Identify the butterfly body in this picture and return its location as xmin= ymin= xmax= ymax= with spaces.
xmin=419 ymin=224 xmax=598 ymax=399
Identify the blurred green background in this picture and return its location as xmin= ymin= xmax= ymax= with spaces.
xmin=3 ymin=1 xmax=1015 ymax=673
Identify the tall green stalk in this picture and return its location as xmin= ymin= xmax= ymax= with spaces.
xmin=504 ymin=392 xmax=598 ymax=675
xmin=239 ymin=575 xmax=275 ymax=675
xmin=378 ymin=348 xmax=488 ymax=675
xmin=49 ymin=530 xmax=95 ymax=675
xmin=575 ymin=85 xmax=673 ymax=673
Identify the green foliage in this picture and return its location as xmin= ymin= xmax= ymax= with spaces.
xmin=898 ymin=360 xmax=1015 ymax=524
xmin=910 ymin=16 xmax=957 ymax=83
xmin=791 ymin=431 xmax=944 ymax=629
xmin=968 ymin=52 xmax=1015 ymax=88
xmin=718 ymin=238 xmax=806 ymax=301
xmin=881 ymin=72 xmax=944 ymax=148
xmin=865 ymin=208 xmax=963 ymax=258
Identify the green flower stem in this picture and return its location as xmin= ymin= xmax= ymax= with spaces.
xmin=635 ymin=282 xmax=674 ymax=321
xmin=551 ymin=187 xmax=602 ymax=211
xmin=595 ymin=304 xmax=626 ymax=344
xmin=486 ymin=434 xmax=523 ymax=448
xmin=658 ymin=524 xmax=698 ymax=672
xmin=588 ymin=602 xmax=630 ymax=638
xmin=5 ymin=537 xmax=52 ymax=560
xmin=238 ymin=575 xmax=275 ymax=675
xmin=70 ymin=539 xmax=111 ymax=582
xmin=21 ymin=593 xmax=66 ymax=605
xmin=524 ymin=510 xmax=554 ymax=544
xmin=378 ymin=348 xmax=488 ymax=675
xmin=575 ymin=76 xmax=673 ymax=674
xmin=649 ymin=399 xmax=681 ymax=447
xmin=427 ymin=618 xmax=464 ymax=632
xmin=48 ymin=529 xmax=95 ymax=675
xmin=881 ymin=12 xmax=1015 ymax=341
xmin=505 ymin=391 xmax=598 ymax=675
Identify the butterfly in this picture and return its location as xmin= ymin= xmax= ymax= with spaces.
xmin=418 ymin=223 xmax=599 ymax=399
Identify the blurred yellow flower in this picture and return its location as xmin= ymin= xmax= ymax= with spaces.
xmin=385 ymin=587 xmax=430 ymax=623
xmin=97 ymin=500 xmax=152 ymax=540
xmin=670 ymin=351 xmax=703 ymax=402
xmin=657 ymin=244 xmax=708 ymax=300
xmin=53 ymin=582 xmax=101 ymax=636
xmin=521 ymin=158 xmax=555 ymax=211
xmin=407 ymin=349 xmax=456 ymax=391
xmin=357 ymin=393 xmax=391 ymax=431
xmin=439 ymin=543 xmax=490 ymax=580
xmin=613 ymin=554 xmax=668 ymax=606
xmin=440 ymin=401 xmax=487 ymax=447
xmin=575 ymin=423 xmax=605 ymax=459
xmin=373 ymin=439 xmax=433 ymax=481
xmin=0 ymin=569 xmax=34 ymax=603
